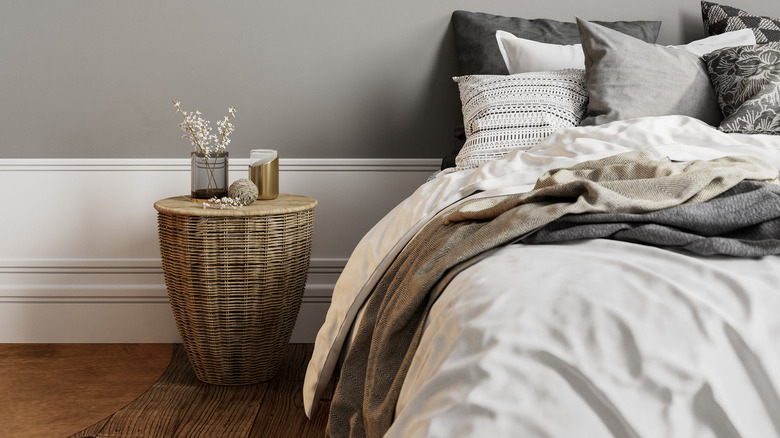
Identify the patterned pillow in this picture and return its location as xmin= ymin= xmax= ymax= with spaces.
xmin=453 ymin=69 xmax=587 ymax=170
xmin=703 ymin=43 xmax=780 ymax=134
xmin=702 ymin=1 xmax=780 ymax=43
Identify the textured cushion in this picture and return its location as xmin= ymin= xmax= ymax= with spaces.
xmin=702 ymin=1 xmax=780 ymax=43
xmin=703 ymin=43 xmax=780 ymax=134
xmin=577 ymin=18 xmax=723 ymax=127
xmin=451 ymin=10 xmax=662 ymax=75
xmin=453 ymin=69 xmax=588 ymax=170
xmin=496 ymin=28 xmax=755 ymax=74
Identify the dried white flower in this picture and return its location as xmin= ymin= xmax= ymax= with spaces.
xmin=202 ymin=196 xmax=244 ymax=209
xmin=173 ymin=100 xmax=236 ymax=156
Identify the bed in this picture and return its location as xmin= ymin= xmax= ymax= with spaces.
xmin=304 ymin=4 xmax=780 ymax=437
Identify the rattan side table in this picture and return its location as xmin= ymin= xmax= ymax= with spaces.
xmin=154 ymin=194 xmax=317 ymax=385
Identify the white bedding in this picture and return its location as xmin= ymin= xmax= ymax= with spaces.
xmin=390 ymin=240 xmax=780 ymax=437
xmin=303 ymin=115 xmax=780 ymax=436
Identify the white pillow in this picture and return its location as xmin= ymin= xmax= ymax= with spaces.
xmin=496 ymin=30 xmax=584 ymax=74
xmin=496 ymin=28 xmax=757 ymax=74
xmin=673 ymin=28 xmax=756 ymax=56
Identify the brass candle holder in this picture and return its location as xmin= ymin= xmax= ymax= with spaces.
xmin=249 ymin=149 xmax=279 ymax=200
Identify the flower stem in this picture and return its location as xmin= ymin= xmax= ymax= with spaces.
xmin=219 ymin=107 xmax=236 ymax=150
xmin=173 ymin=100 xmax=205 ymax=154
xmin=205 ymin=152 xmax=218 ymax=191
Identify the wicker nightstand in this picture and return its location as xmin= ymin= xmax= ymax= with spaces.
xmin=154 ymin=194 xmax=317 ymax=385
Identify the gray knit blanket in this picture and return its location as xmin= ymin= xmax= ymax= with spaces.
xmin=326 ymin=151 xmax=779 ymax=438
xmin=522 ymin=180 xmax=780 ymax=256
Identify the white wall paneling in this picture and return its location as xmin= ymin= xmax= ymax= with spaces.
xmin=0 ymin=158 xmax=439 ymax=343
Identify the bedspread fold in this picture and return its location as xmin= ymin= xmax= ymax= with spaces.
xmin=522 ymin=180 xmax=780 ymax=256
xmin=326 ymin=150 xmax=779 ymax=438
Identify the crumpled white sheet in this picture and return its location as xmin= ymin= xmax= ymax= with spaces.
xmin=389 ymin=239 xmax=780 ymax=437
xmin=303 ymin=115 xmax=780 ymax=432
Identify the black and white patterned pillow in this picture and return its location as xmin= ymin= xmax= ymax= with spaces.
xmin=701 ymin=1 xmax=780 ymax=43
xmin=703 ymin=43 xmax=780 ymax=134
xmin=453 ymin=69 xmax=588 ymax=170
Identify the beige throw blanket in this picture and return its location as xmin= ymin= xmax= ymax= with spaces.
xmin=326 ymin=151 xmax=779 ymax=438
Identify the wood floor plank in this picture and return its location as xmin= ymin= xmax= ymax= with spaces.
xmin=68 ymin=344 xmax=330 ymax=438
xmin=246 ymin=343 xmax=331 ymax=436
xmin=249 ymin=379 xmax=308 ymax=437
xmin=170 ymin=381 xmax=267 ymax=437
xmin=248 ymin=370 xmax=330 ymax=438
xmin=274 ymin=343 xmax=316 ymax=381
xmin=82 ymin=345 xmax=203 ymax=437
xmin=69 ymin=416 xmax=112 ymax=438
xmin=299 ymin=393 xmax=331 ymax=437
xmin=0 ymin=343 xmax=171 ymax=438
xmin=82 ymin=345 xmax=268 ymax=437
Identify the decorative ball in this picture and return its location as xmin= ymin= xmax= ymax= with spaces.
xmin=228 ymin=178 xmax=259 ymax=205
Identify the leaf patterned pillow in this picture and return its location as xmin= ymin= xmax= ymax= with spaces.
xmin=703 ymin=43 xmax=780 ymax=134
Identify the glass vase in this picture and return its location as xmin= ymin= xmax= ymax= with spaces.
xmin=191 ymin=151 xmax=229 ymax=199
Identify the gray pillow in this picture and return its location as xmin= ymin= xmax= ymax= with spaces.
xmin=451 ymin=10 xmax=662 ymax=75
xmin=703 ymin=43 xmax=780 ymax=134
xmin=577 ymin=18 xmax=723 ymax=126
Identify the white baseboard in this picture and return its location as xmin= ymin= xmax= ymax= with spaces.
xmin=0 ymin=158 xmax=439 ymax=342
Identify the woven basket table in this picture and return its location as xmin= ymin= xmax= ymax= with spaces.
xmin=154 ymin=194 xmax=317 ymax=385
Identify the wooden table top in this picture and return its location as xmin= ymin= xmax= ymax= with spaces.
xmin=154 ymin=194 xmax=317 ymax=217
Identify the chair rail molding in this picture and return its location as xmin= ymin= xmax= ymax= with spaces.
xmin=0 ymin=157 xmax=439 ymax=342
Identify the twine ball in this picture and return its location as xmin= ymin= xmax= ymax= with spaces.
xmin=228 ymin=178 xmax=259 ymax=205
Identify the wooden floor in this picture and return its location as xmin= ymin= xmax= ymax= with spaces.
xmin=1 ymin=344 xmax=174 ymax=438
xmin=1 ymin=343 xmax=331 ymax=438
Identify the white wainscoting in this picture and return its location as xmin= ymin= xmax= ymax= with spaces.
xmin=0 ymin=158 xmax=440 ymax=343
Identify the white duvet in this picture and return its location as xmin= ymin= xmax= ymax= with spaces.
xmin=304 ymin=115 xmax=780 ymax=437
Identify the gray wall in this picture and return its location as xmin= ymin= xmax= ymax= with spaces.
xmin=2 ymin=0 xmax=777 ymax=159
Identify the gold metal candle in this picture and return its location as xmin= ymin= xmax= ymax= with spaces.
xmin=249 ymin=149 xmax=279 ymax=200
